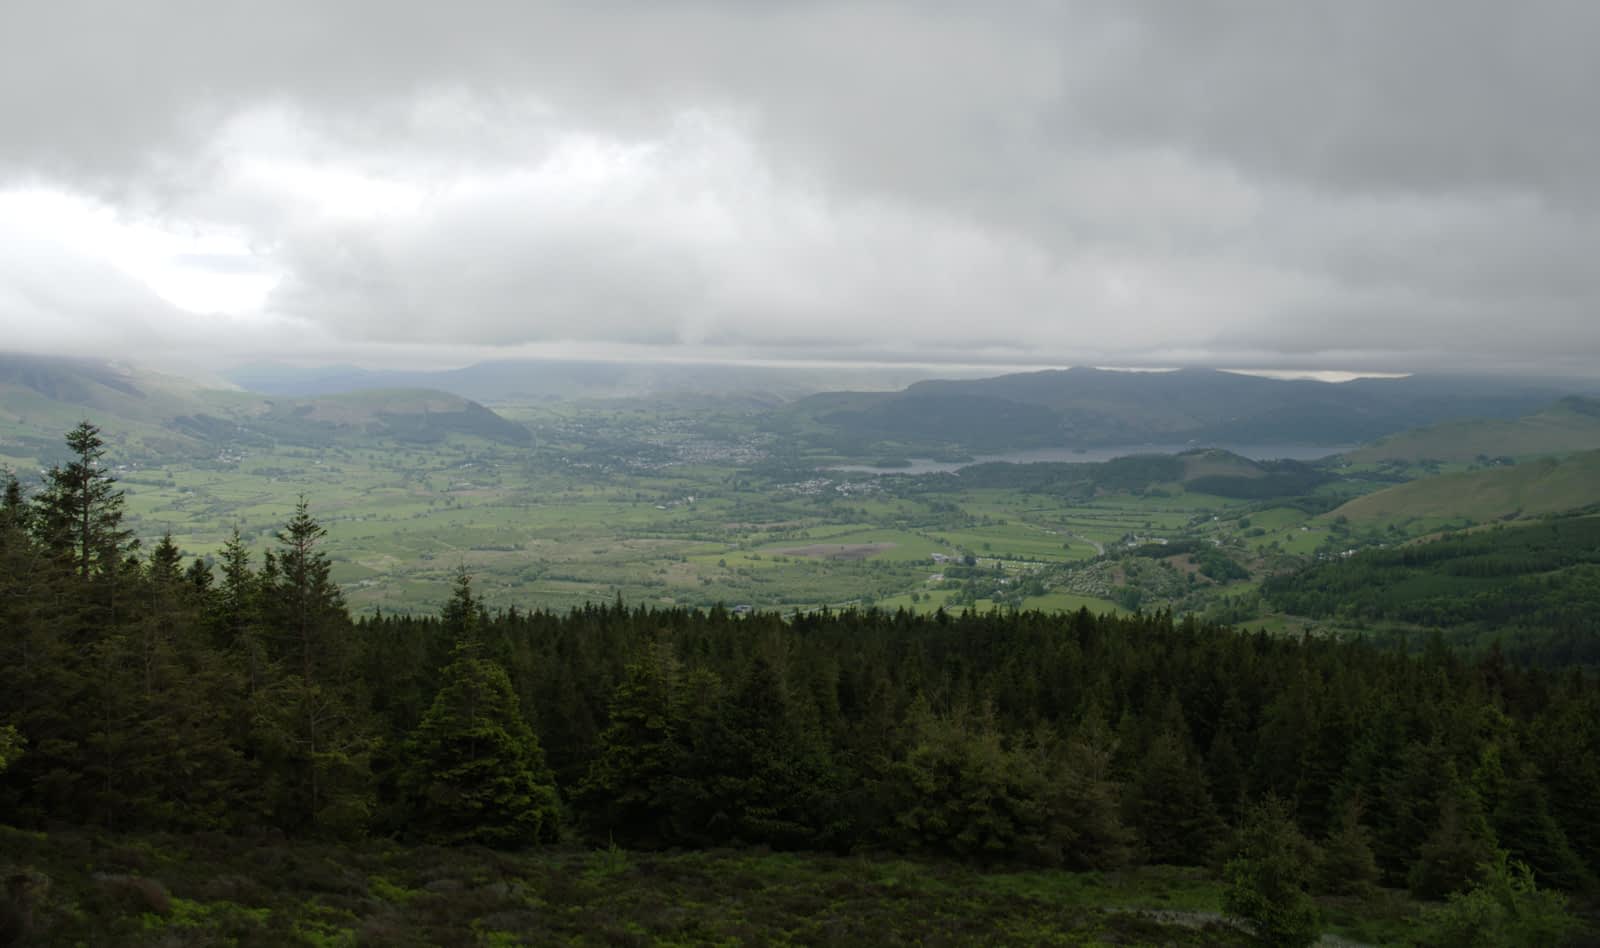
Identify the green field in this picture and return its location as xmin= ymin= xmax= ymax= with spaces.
xmin=13 ymin=392 xmax=1599 ymax=626
xmin=7 ymin=421 xmax=1258 ymax=616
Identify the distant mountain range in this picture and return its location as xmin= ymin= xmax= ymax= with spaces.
xmin=7 ymin=352 xmax=1600 ymax=464
xmin=778 ymin=367 xmax=1592 ymax=454
xmin=224 ymin=359 xmax=982 ymax=404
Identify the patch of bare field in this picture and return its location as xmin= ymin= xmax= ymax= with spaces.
xmin=773 ymin=542 xmax=896 ymax=560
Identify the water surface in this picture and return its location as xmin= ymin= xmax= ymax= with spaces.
xmin=828 ymin=443 xmax=1355 ymax=476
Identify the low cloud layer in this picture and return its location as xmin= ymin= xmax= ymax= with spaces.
xmin=2 ymin=1 xmax=1597 ymax=375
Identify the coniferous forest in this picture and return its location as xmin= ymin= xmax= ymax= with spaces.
xmin=4 ymin=425 xmax=1598 ymax=945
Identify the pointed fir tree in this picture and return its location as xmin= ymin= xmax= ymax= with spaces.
xmin=1128 ymin=730 xmax=1224 ymax=866
xmin=577 ymin=636 xmax=696 ymax=847
xmin=0 ymin=463 xmax=86 ymax=824
xmin=1490 ymin=760 xmax=1591 ymax=892
xmin=400 ymin=634 xmax=561 ymax=847
xmin=1409 ymin=782 xmax=1500 ymax=899
xmin=255 ymin=501 xmax=374 ymax=836
xmin=269 ymin=498 xmax=348 ymax=684
xmin=213 ymin=527 xmax=268 ymax=684
xmin=1041 ymin=706 xmax=1133 ymax=870
xmin=147 ymin=532 xmax=183 ymax=587
xmin=1 ymin=473 xmax=29 ymax=533
xmin=887 ymin=700 xmax=1042 ymax=862
xmin=697 ymin=654 xmax=828 ymax=848
xmin=1317 ymin=795 xmax=1381 ymax=896
xmin=32 ymin=421 xmax=134 ymax=581
xmin=184 ymin=557 xmax=212 ymax=597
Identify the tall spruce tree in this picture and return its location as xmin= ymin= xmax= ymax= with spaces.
xmin=578 ymin=636 xmax=696 ymax=847
xmin=1046 ymin=709 xmax=1134 ymax=870
xmin=697 ymin=655 xmax=830 ymax=848
xmin=0 ymin=464 xmax=83 ymax=824
xmin=269 ymin=499 xmax=348 ymax=684
xmin=400 ymin=631 xmax=561 ymax=847
xmin=256 ymin=500 xmax=374 ymax=836
xmin=1 ymin=473 xmax=28 ymax=532
xmin=1410 ymin=781 xmax=1500 ymax=899
xmin=1317 ymin=796 xmax=1381 ymax=896
xmin=32 ymin=422 xmax=133 ymax=580
xmin=1128 ymin=730 xmax=1224 ymax=866
xmin=398 ymin=570 xmax=560 ymax=846
xmin=1491 ymin=760 xmax=1591 ymax=891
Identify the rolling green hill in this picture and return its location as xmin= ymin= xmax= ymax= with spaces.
xmin=173 ymin=389 xmax=531 ymax=447
xmin=1348 ymin=396 xmax=1600 ymax=463
xmin=1262 ymin=514 xmax=1600 ymax=666
xmin=1332 ymin=449 xmax=1600 ymax=527
xmin=0 ymin=353 xmax=531 ymax=459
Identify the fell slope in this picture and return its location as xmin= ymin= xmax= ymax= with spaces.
xmin=1348 ymin=396 xmax=1600 ymax=463
xmin=0 ymin=353 xmax=531 ymax=456
xmin=1333 ymin=450 xmax=1600 ymax=525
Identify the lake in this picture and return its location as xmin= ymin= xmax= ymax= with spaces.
xmin=828 ymin=443 xmax=1355 ymax=476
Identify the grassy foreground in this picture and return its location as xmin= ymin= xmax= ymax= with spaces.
xmin=0 ymin=824 xmax=1415 ymax=946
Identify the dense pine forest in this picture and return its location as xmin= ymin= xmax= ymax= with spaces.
xmin=1262 ymin=517 xmax=1600 ymax=667
xmin=4 ymin=425 xmax=1597 ymax=945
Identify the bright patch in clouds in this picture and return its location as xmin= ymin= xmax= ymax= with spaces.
xmin=0 ymin=189 xmax=277 ymax=317
xmin=234 ymin=159 xmax=426 ymax=221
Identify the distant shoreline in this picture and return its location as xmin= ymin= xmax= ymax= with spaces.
xmin=828 ymin=443 xmax=1355 ymax=476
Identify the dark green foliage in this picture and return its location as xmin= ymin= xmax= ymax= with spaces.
xmin=1 ymin=473 xmax=28 ymax=531
xmin=1412 ymin=852 xmax=1582 ymax=948
xmin=255 ymin=499 xmax=375 ymax=837
xmin=1222 ymin=797 xmax=1323 ymax=947
xmin=697 ymin=655 xmax=837 ymax=849
xmin=31 ymin=421 xmax=135 ymax=580
xmin=397 ymin=569 xmax=559 ymax=847
xmin=1408 ymin=784 xmax=1499 ymax=900
xmin=0 ymin=724 xmax=21 ymax=773
xmin=372 ymin=401 xmax=532 ymax=445
xmin=1042 ymin=713 xmax=1135 ymax=870
xmin=1263 ymin=516 xmax=1600 ymax=666
xmin=1195 ymin=548 xmax=1251 ymax=582
xmin=1317 ymin=797 xmax=1380 ymax=896
xmin=1490 ymin=761 xmax=1591 ymax=891
xmin=885 ymin=703 xmax=1058 ymax=863
xmin=266 ymin=498 xmax=350 ymax=685
xmin=921 ymin=454 xmax=1186 ymax=497
xmin=1186 ymin=465 xmax=1331 ymax=500
xmin=1128 ymin=732 xmax=1224 ymax=866
xmin=401 ymin=647 xmax=560 ymax=846
xmin=576 ymin=637 xmax=700 ymax=847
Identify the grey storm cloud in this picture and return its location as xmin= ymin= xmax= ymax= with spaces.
xmin=1 ymin=0 xmax=1598 ymax=374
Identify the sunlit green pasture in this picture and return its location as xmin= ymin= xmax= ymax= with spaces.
xmin=48 ymin=431 xmax=1195 ymax=616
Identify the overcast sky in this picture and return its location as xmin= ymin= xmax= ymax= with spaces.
xmin=1 ymin=1 xmax=1597 ymax=375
